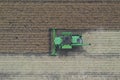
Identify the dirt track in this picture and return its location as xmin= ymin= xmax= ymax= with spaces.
xmin=83 ymin=30 xmax=120 ymax=54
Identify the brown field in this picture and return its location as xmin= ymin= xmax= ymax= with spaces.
xmin=0 ymin=1 xmax=120 ymax=80
xmin=0 ymin=2 xmax=120 ymax=53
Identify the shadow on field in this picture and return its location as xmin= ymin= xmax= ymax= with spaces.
xmin=57 ymin=46 xmax=86 ymax=56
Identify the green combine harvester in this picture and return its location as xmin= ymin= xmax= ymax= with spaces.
xmin=50 ymin=28 xmax=91 ymax=56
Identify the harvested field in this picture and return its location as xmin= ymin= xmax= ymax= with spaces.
xmin=0 ymin=1 xmax=120 ymax=80
xmin=83 ymin=30 xmax=120 ymax=54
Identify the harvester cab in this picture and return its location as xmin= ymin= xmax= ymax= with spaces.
xmin=50 ymin=28 xmax=91 ymax=56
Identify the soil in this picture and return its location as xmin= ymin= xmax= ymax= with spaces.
xmin=0 ymin=1 xmax=120 ymax=80
xmin=0 ymin=2 xmax=120 ymax=53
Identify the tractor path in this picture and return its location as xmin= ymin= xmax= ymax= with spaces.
xmin=83 ymin=30 xmax=120 ymax=55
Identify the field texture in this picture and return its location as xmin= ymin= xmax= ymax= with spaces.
xmin=0 ymin=1 xmax=120 ymax=80
xmin=0 ymin=2 xmax=120 ymax=53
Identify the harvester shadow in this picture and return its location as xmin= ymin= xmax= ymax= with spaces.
xmin=57 ymin=46 xmax=86 ymax=56
xmin=48 ymin=29 xmax=52 ymax=56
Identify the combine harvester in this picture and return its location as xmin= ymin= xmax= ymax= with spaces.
xmin=50 ymin=28 xmax=91 ymax=56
